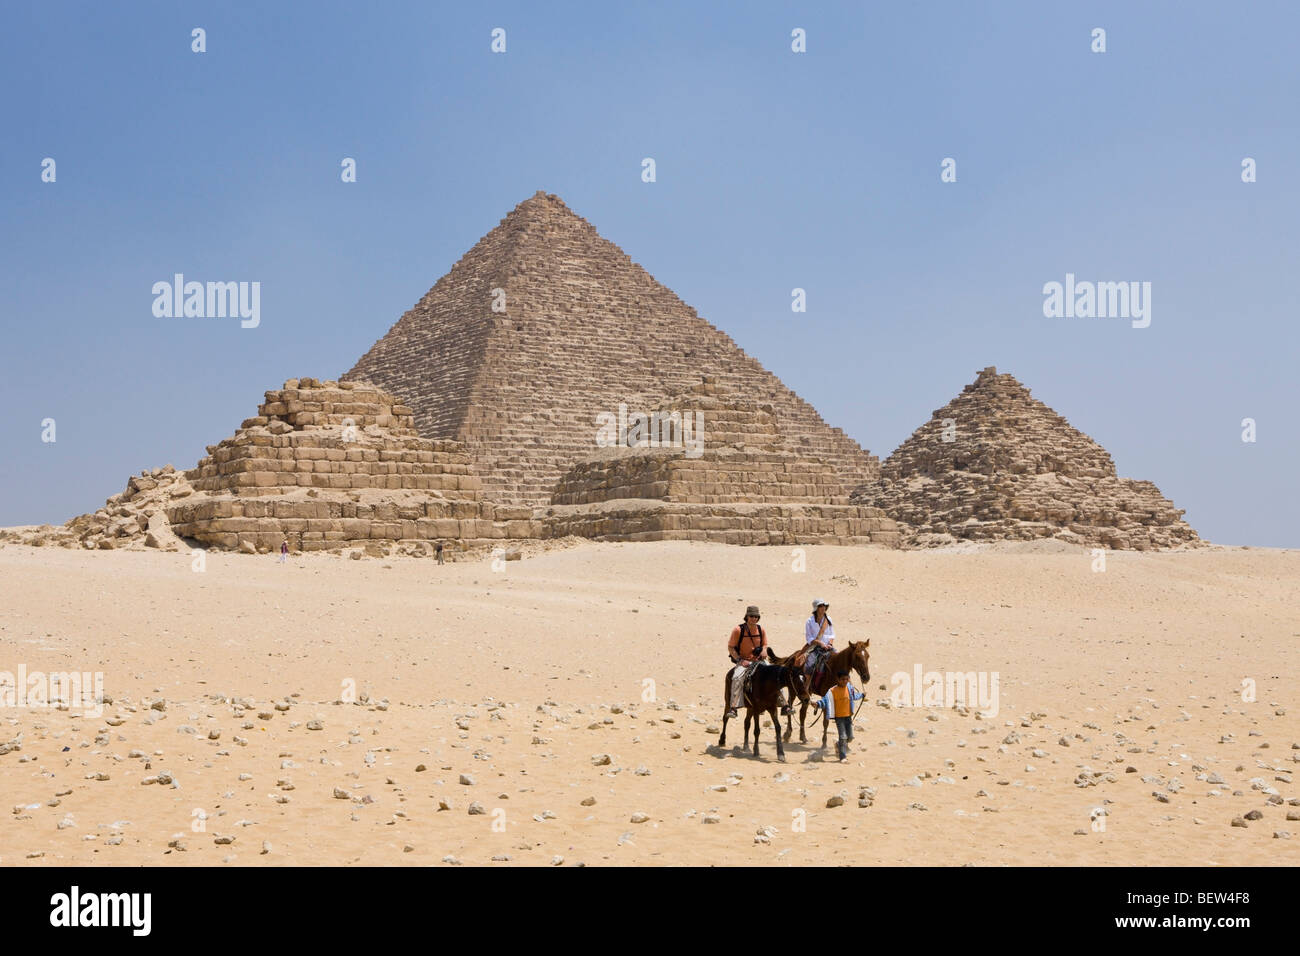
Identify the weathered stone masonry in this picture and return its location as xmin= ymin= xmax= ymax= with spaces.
xmin=167 ymin=378 xmax=539 ymax=553
xmin=343 ymin=191 xmax=880 ymax=508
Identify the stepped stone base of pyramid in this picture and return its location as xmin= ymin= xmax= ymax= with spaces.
xmin=552 ymin=448 xmax=861 ymax=506
xmin=543 ymin=500 xmax=899 ymax=547
xmin=168 ymin=490 xmax=539 ymax=553
xmin=542 ymin=382 xmax=900 ymax=546
xmin=165 ymin=379 xmax=541 ymax=554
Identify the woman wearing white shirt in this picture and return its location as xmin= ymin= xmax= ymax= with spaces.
xmin=805 ymin=598 xmax=834 ymax=672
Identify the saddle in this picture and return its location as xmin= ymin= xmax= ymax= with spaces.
xmin=730 ymin=659 xmax=764 ymax=704
xmin=805 ymin=647 xmax=829 ymax=686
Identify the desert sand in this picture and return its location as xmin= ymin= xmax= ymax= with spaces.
xmin=0 ymin=539 xmax=1296 ymax=866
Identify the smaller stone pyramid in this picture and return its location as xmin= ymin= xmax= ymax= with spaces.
xmin=853 ymin=367 xmax=1199 ymax=550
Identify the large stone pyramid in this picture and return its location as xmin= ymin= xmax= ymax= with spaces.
xmin=343 ymin=191 xmax=879 ymax=506
xmin=852 ymin=367 xmax=1199 ymax=550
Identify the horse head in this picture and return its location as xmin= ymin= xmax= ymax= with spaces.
xmin=783 ymin=660 xmax=810 ymax=703
xmin=848 ymin=639 xmax=871 ymax=687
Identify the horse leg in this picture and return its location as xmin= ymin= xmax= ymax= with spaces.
xmin=743 ymin=709 xmax=751 ymax=750
xmin=718 ymin=674 xmax=731 ymax=747
xmin=771 ymin=706 xmax=786 ymax=761
xmin=751 ymin=706 xmax=760 ymax=758
xmin=821 ymin=713 xmax=829 ymax=750
xmin=798 ymin=700 xmax=808 ymax=744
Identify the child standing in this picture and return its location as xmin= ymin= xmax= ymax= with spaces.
xmin=279 ymin=538 xmax=289 ymax=564
xmin=816 ymin=671 xmax=863 ymax=762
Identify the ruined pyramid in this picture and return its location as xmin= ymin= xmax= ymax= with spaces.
xmin=167 ymin=378 xmax=538 ymax=555
xmin=852 ymin=367 xmax=1199 ymax=550
xmin=343 ymin=191 xmax=879 ymax=507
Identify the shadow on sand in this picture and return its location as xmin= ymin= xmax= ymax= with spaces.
xmin=702 ymin=739 xmax=829 ymax=764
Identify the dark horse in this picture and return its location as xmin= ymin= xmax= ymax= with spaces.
xmin=792 ymin=640 xmax=872 ymax=748
xmin=764 ymin=646 xmax=812 ymax=742
xmin=717 ymin=656 xmax=804 ymax=761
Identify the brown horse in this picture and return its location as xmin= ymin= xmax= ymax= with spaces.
xmin=717 ymin=658 xmax=799 ymax=761
xmin=792 ymin=640 xmax=871 ymax=748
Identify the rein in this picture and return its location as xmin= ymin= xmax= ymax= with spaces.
xmin=851 ymin=691 xmax=867 ymax=723
xmin=810 ymin=681 xmax=867 ymax=730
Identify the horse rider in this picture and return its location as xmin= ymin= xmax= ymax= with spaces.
xmin=805 ymin=598 xmax=835 ymax=678
xmin=727 ymin=605 xmax=772 ymax=719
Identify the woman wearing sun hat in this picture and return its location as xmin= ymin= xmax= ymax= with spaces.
xmin=804 ymin=598 xmax=835 ymax=676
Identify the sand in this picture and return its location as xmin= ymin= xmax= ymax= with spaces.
xmin=0 ymin=539 xmax=1296 ymax=866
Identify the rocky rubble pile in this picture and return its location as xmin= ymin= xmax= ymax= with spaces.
xmin=0 ymin=466 xmax=190 ymax=551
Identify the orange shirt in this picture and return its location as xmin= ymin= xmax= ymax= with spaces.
xmin=729 ymin=625 xmax=765 ymax=662
xmin=830 ymin=684 xmax=854 ymax=718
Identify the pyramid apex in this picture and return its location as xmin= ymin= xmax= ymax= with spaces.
xmin=973 ymin=365 xmax=1011 ymax=384
xmin=968 ymin=365 xmax=1031 ymax=393
xmin=499 ymin=191 xmax=583 ymax=231
xmin=516 ymin=190 xmax=569 ymax=210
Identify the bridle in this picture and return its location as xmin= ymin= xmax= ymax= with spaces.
xmin=851 ymin=644 xmax=871 ymax=722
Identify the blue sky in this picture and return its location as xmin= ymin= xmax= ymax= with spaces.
xmin=2 ymin=1 xmax=1296 ymax=545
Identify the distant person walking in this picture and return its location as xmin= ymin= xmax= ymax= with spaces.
xmin=435 ymin=541 xmax=444 ymax=565
xmin=279 ymin=538 xmax=289 ymax=564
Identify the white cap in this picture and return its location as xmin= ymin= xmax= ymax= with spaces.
xmin=812 ymin=598 xmax=829 ymax=610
